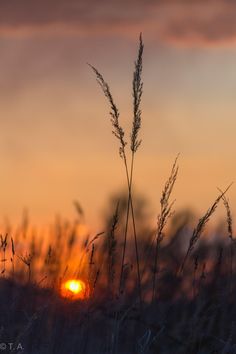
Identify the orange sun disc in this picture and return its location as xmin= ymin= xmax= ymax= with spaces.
xmin=60 ymin=279 xmax=89 ymax=300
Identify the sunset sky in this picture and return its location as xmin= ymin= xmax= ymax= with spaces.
xmin=0 ymin=0 xmax=236 ymax=231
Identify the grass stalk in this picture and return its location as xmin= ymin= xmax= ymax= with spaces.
xmin=89 ymin=34 xmax=144 ymax=307
xmin=152 ymin=156 xmax=179 ymax=302
xmin=0 ymin=234 xmax=8 ymax=277
xmin=179 ymin=183 xmax=233 ymax=275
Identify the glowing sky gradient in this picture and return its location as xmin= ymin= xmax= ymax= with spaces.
xmin=0 ymin=0 xmax=236 ymax=230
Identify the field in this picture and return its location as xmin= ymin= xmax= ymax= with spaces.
xmin=0 ymin=35 xmax=235 ymax=354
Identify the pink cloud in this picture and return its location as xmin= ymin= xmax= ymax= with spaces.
xmin=1 ymin=0 xmax=236 ymax=47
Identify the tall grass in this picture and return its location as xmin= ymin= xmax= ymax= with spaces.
xmin=152 ymin=154 xmax=179 ymax=302
xmin=0 ymin=34 xmax=235 ymax=354
xmin=179 ymin=183 xmax=233 ymax=275
xmin=89 ymin=33 xmax=144 ymax=306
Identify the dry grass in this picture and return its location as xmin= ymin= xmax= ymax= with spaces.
xmin=0 ymin=34 xmax=235 ymax=354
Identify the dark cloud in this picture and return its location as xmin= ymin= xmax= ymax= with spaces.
xmin=159 ymin=1 xmax=236 ymax=46
xmin=1 ymin=0 xmax=236 ymax=46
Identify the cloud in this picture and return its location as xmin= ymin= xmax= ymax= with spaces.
xmin=1 ymin=0 xmax=236 ymax=46
xmin=157 ymin=1 xmax=236 ymax=46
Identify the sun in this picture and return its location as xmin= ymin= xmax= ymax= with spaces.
xmin=60 ymin=279 xmax=89 ymax=300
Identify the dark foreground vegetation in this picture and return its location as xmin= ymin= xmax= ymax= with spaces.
xmin=1 ymin=227 xmax=236 ymax=354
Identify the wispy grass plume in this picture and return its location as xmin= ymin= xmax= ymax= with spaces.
xmin=0 ymin=234 xmax=7 ymax=277
xmin=107 ymin=202 xmax=119 ymax=295
xmin=11 ymin=237 xmax=15 ymax=277
xmin=152 ymin=155 xmax=179 ymax=302
xmin=88 ymin=64 xmax=127 ymax=160
xmin=219 ymin=189 xmax=233 ymax=240
xmin=131 ymin=33 xmax=144 ymax=154
xmin=18 ymin=253 xmax=33 ymax=282
xmin=179 ymin=183 xmax=233 ymax=274
xmin=89 ymin=34 xmax=144 ymax=307
xmin=219 ymin=188 xmax=235 ymax=290
xmin=126 ymin=33 xmax=144 ymax=307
